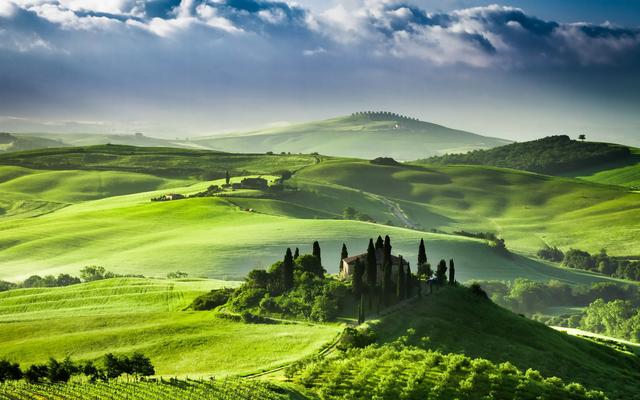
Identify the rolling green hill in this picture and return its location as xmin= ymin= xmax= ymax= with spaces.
xmin=11 ymin=132 xmax=206 ymax=151
xmin=0 ymin=145 xmax=637 ymax=282
xmin=193 ymin=113 xmax=510 ymax=160
xmin=565 ymin=147 xmax=640 ymax=188
xmin=0 ymin=132 xmax=65 ymax=153
xmin=293 ymin=159 xmax=640 ymax=255
xmin=289 ymin=285 xmax=640 ymax=399
xmin=367 ymin=286 xmax=640 ymax=398
xmin=0 ymin=278 xmax=340 ymax=377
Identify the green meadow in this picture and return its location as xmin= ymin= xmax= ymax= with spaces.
xmin=0 ymin=278 xmax=340 ymax=377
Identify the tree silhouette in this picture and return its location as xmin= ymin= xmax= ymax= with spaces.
xmin=353 ymin=259 xmax=365 ymax=296
xmin=282 ymin=248 xmax=294 ymax=290
xmin=312 ymin=241 xmax=322 ymax=266
xmin=448 ymin=259 xmax=456 ymax=285
xmin=578 ymin=134 xmax=586 ymax=141
xmin=225 ymin=170 xmax=230 ymax=185
xmin=396 ymin=256 xmax=406 ymax=300
xmin=366 ymin=239 xmax=377 ymax=288
xmin=340 ymin=243 xmax=348 ymax=274
xmin=436 ymin=259 xmax=448 ymax=285
xmin=293 ymin=247 xmax=300 ymax=260
xmin=375 ymin=235 xmax=384 ymax=250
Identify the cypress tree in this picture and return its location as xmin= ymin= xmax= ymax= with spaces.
xmin=405 ymin=264 xmax=413 ymax=298
xmin=293 ymin=247 xmax=300 ymax=260
xmin=340 ymin=243 xmax=348 ymax=274
xmin=381 ymin=235 xmax=393 ymax=304
xmin=449 ymin=259 xmax=456 ymax=285
xmin=283 ymin=248 xmax=294 ymax=290
xmin=418 ymin=239 xmax=427 ymax=268
xmin=436 ymin=259 xmax=448 ymax=285
xmin=375 ymin=235 xmax=384 ymax=250
xmin=353 ymin=259 xmax=365 ymax=296
xmin=358 ymin=294 xmax=365 ymax=324
xmin=396 ymin=256 xmax=406 ymax=300
xmin=366 ymin=239 xmax=377 ymax=288
xmin=225 ymin=170 xmax=230 ymax=185
xmin=312 ymin=241 xmax=322 ymax=266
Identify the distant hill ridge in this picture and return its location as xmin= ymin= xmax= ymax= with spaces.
xmin=192 ymin=113 xmax=510 ymax=160
xmin=420 ymin=135 xmax=635 ymax=175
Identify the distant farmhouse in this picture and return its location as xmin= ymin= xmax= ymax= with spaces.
xmin=340 ymin=248 xmax=409 ymax=284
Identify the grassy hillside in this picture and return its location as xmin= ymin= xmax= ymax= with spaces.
xmin=294 ymin=159 xmax=640 ymax=255
xmin=0 ymin=184 xmax=619 ymax=285
xmin=0 ymin=132 xmax=65 ymax=153
xmin=194 ymin=113 xmax=510 ymax=161
xmin=566 ymin=147 xmax=640 ymax=188
xmin=421 ymin=135 xmax=634 ymax=174
xmin=366 ymin=285 xmax=640 ymax=398
xmin=11 ymin=132 xmax=207 ymax=151
xmin=0 ymin=145 xmax=318 ymax=179
xmin=0 ymin=278 xmax=340 ymax=377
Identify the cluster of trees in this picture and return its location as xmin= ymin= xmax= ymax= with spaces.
xmin=0 ymin=353 xmax=154 ymax=384
xmin=453 ymin=231 xmax=507 ymax=253
xmin=352 ymin=111 xmax=420 ymax=122
xmin=342 ymin=207 xmax=375 ymax=223
xmin=0 ymin=266 xmax=141 ymax=293
xmin=350 ymin=236 xmax=416 ymax=317
xmin=423 ymin=135 xmax=632 ymax=174
xmin=476 ymin=279 xmax=640 ymax=317
xmin=539 ymin=247 xmax=640 ymax=282
xmin=579 ymin=299 xmax=640 ymax=343
xmin=225 ymin=242 xmax=349 ymax=322
xmin=416 ymin=238 xmax=456 ymax=287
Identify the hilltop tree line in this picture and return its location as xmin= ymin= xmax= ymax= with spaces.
xmin=0 ymin=353 xmax=154 ymax=384
xmin=422 ymin=135 xmax=632 ymax=175
xmin=352 ymin=111 xmax=420 ymax=122
xmin=538 ymin=246 xmax=640 ymax=281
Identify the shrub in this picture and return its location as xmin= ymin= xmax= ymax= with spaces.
xmin=0 ymin=360 xmax=22 ymax=382
xmin=189 ymin=288 xmax=234 ymax=311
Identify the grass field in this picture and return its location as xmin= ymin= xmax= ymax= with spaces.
xmin=366 ymin=285 xmax=640 ymax=398
xmin=567 ymin=147 xmax=640 ymax=188
xmin=293 ymin=159 xmax=640 ymax=255
xmin=0 ymin=278 xmax=340 ymax=377
xmin=0 ymin=146 xmax=635 ymax=283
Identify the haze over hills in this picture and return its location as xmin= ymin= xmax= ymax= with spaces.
xmin=3 ymin=112 xmax=511 ymax=160
xmin=193 ymin=112 xmax=511 ymax=160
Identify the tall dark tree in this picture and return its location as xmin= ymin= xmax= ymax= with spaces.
xmin=352 ymin=259 xmax=365 ymax=296
xmin=225 ymin=170 xmax=230 ymax=185
xmin=405 ymin=264 xmax=413 ymax=298
xmin=312 ymin=241 xmax=322 ymax=266
xmin=449 ymin=259 xmax=456 ymax=285
xmin=340 ymin=243 xmax=348 ymax=274
xmin=357 ymin=294 xmax=365 ymax=324
xmin=282 ymin=248 xmax=295 ymax=290
xmin=375 ymin=235 xmax=384 ymax=250
xmin=396 ymin=256 xmax=406 ymax=300
xmin=293 ymin=247 xmax=300 ymax=260
xmin=366 ymin=239 xmax=378 ymax=288
xmin=436 ymin=259 xmax=448 ymax=284
xmin=418 ymin=238 xmax=427 ymax=267
xmin=381 ymin=235 xmax=393 ymax=303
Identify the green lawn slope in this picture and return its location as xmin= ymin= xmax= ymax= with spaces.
xmin=366 ymin=285 xmax=640 ymax=398
xmin=0 ymin=278 xmax=340 ymax=377
xmin=294 ymin=159 xmax=640 ymax=255
xmin=193 ymin=113 xmax=510 ymax=160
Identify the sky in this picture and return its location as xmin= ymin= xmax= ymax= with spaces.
xmin=0 ymin=0 xmax=639 ymax=145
